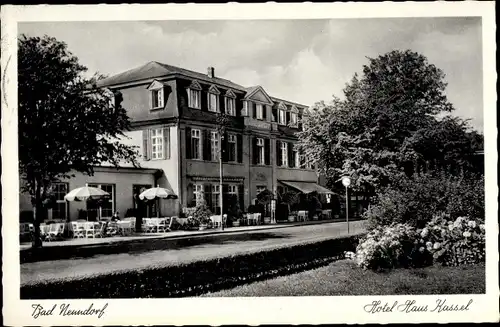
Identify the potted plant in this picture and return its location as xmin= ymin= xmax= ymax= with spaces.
xmin=192 ymin=200 xmax=212 ymax=231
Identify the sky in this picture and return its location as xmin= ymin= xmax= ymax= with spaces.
xmin=18 ymin=17 xmax=483 ymax=132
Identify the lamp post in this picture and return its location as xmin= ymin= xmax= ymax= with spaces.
xmin=219 ymin=131 xmax=224 ymax=231
xmin=341 ymin=176 xmax=351 ymax=234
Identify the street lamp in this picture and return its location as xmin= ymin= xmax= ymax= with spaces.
xmin=219 ymin=131 xmax=224 ymax=231
xmin=341 ymin=176 xmax=351 ymax=234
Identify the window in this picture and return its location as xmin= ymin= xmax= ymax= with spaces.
xmin=228 ymin=184 xmax=238 ymax=196
xmin=87 ymin=184 xmax=114 ymax=219
xmin=151 ymin=129 xmax=164 ymax=160
xmin=257 ymin=138 xmax=265 ymax=165
xmin=212 ymin=184 xmax=220 ymax=213
xmin=151 ymin=88 xmax=164 ymax=109
xmin=228 ymin=134 xmax=237 ymax=162
xmin=225 ymin=97 xmax=236 ymax=116
xmin=256 ymin=103 xmax=264 ymax=120
xmin=209 ymin=93 xmax=219 ymax=112
xmin=51 ymin=182 xmax=68 ymax=220
xmin=188 ymin=88 xmax=201 ymax=109
xmin=291 ymin=112 xmax=298 ymax=126
xmin=194 ymin=183 xmax=204 ymax=205
xmin=191 ymin=129 xmax=201 ymax=160
xmin=293 ymin=147 xmax=299 ymax=168
xmin=279 ymin=109 xmax=286 ymax=125
xmin=281 ymin=142 xmax=288 ymax=167
xmin=211 ymin=131 xmax=219 ymax=161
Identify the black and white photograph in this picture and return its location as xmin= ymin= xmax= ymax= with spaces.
xmin=1 ymin=2 xmax=498 ymax=325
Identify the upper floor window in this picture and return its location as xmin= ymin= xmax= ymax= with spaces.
xmin=191 ymin=129 xmax=201 ymax=159
xmin=227 ymin=134 xmax=237 ymax=162
xmin=225 ymin=97 xmax=236 ymax=116
xmin=257 ymin=138 xmax=265 ymax=165
xmin=256 ymin=103 xmax=264 ymax=120
xmin=279 ymin=109 xmax=286 ymax=125
xmin=151 ymin=89 xmax=164 ymax=109
xmin=210 ymin=131 xmax=219 ymax=161
xmin=293 ymin=147 xmax=299 ymax=168
xmin=151 ymin=128 xmax=164 ymax=160
xmin=208 ymin=85 xmax=220 ymax=112
xmin=187 ymin=80 xmax=202 ymax=109
xmin=281 ymin=142 xmax=288 ymax=167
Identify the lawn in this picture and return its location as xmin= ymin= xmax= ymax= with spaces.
xmin=203 ymin=260 xmax=485 ymax=296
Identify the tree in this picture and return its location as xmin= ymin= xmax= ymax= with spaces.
xmin=297 ymin=50 xmax=482 ymax=201
xmin=18 ymin=35 xmax=139 ymax=247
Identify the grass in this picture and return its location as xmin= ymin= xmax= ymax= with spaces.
xmin=203 ymin=260 xmax=485 ymax=296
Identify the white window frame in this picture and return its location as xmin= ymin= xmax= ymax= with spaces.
xmin=293 ymin=148 xmax=300 ymax=168
xmin=227 ymin=184 xmax=238 ymax=202
xmin=87 ymin=183 xmax=115 ymax=219
xmin=279 ymin=109 xmax=286 ymax=125
xmin=208 ymin=92 xmax=219 ymax=112
xmin=281 ymin=142 xmax=288 ymax=167
xmin=194 ymin=183 xmax=204 ymax=203
xmin=151 ymin=128 xmax=164 ymax=160
xmin=188 ymin=88 xmax=201 ymax=109
xmin=257 ymin=137 xmax=265 ymax=165
xmin=291 ymin=112 xmax=298 ymax=126
xmin=151 ymin=88 xmax=164 ymax=109
xmin=212 ymin=184 xmax=220 ymax=212
xmin=191 ymin=129 xmax=202 ymax=160
xmin=225 ymin=97 xmax=236 ymax=116
xmin=256 ymin=103 xmax=264 ymax=120
xmin=211 ymin=131 xmax=219 ymax=161
xmin=52 ymin=182 xmax=68 ymax=220
xmin=228 ymin=134 xmax=237 ymax=162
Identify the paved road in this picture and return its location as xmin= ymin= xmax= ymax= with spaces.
xmin=21 ymin=220 xmax=366 ymax=285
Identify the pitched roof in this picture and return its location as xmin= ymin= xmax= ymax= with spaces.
xmin=98 ymin=61 xmax=246 ymax=91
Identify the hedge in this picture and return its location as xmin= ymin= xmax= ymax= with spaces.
xmin=21 ymin=234 xmax=362 ymax=298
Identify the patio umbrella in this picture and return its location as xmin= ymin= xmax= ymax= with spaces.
xmin=139 ymin=185 xmax=177 ymax=217
xmin=64 ymin=184 xmax=110 ymax=221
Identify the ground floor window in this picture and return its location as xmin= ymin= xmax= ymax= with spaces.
xmin=87 ymin=183 xmax=115 ymax=220
xmin=51 ymin=182 xmax=68 ymax=220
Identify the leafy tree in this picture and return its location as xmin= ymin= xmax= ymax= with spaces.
xmin=18 ymin=34 xmax=139 ymax=247
xmin=297 ymin=50 xmax=483 ymax=202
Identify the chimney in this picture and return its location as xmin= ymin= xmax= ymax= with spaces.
xmin=207 ymin=66 xmax=215 ymax=78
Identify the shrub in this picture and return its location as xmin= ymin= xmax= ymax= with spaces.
xmin=351 ymin=223 xmax=431 ymax=271
xmin=191 ymin=201 xmax=212 ymax=226
xmin=417 ymin=214 xmax=485 ymax=266
xmin=365 ymin=171 xmax=484 ymax=229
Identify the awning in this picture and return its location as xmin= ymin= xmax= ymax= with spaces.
xmin=279 ymin=181 xmax=335 ymax=195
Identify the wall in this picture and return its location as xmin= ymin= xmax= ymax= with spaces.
xmin=119 ymin=79 xmax=178 ymax=122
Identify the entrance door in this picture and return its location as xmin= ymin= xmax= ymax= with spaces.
xmin=133 ymin=184 xmax=153 ymax=218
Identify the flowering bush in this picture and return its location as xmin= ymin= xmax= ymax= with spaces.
xmin=351 ymin=223 xmax=431 ymax=270
xmin=417 ymin=214 xmax=485 ymax=266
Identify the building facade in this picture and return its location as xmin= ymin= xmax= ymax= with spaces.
xmin=20 ymin=61 xmax=324 ymax=220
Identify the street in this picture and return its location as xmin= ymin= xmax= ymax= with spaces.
xmin=21 ymin=220 xmax=366 ymax=285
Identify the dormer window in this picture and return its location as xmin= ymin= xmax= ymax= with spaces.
xmin=208 ymin=85 xmax=220 ymax=112
xmin=290 ymin=106 xmax=299 ymax=127
xmin=225 ymin=89 xmax=236 ymax=116
xmin=147 ymin=80 xmax=165 ymax=110
xmin=278 ymin=102 xmax=287 ymax=125
xmin=256 ymin=103 xmax=264 ymax=120
xmin=187 ymin=80 xmax=202 ymax=109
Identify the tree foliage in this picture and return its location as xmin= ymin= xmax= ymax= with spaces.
xmin=18 ymin=34 xmax=139 ymax=246
xmin=297 ymin=50 xmax=483 ymax=194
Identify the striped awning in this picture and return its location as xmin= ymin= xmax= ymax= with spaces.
xmin=279 ymin=180 xmax=335 ymax=195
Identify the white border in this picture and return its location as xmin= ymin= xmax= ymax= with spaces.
xmin=1 ymin=2 xmax=498 ymax=325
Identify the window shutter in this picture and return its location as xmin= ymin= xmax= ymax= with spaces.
xmin=142 ymin=129 xmax=150 ymax=160
xmin=237 ymin=134 xmax=243 ymax=163
xmin=163 ymin=127 xmax=171 ymax=159
xmin=159 ymin=88 xmax=164 ymax=107
xmin=148 ymin=91 xmax=153 ymax=109
xmin=263 ymin=105 xmax=267 ymax=120
xmin=252 ymin=137 xmax=258 ymax=165
xmin=185 ymin=127 xmax=192 ymax=159
xmin=238 ymin=184 xmax=244 ymax=211
xmin=286 ymin=111 xmax=291 ymax=125
xmin=276 ymin=140 xmax=282 ymax=167
xmin=288 ymin=142 xmax=294 ymax=168
xmin=264 ymin=138 xmax=270 ymax=166
xmin=203 ymin=130 xmax=211 ymax=161
xmin=252 ymin=102 xmax=257 ymax=118
xmin=204 ymin=184 xmax=212 ymax=208
xmin=272 ymin=108 xmax=277 ymax=122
